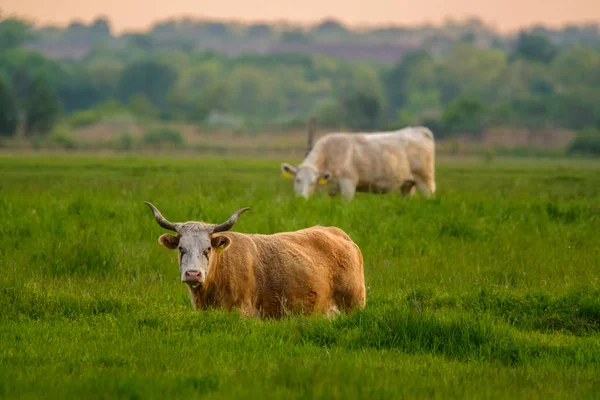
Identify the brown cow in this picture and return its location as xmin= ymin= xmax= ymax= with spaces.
xmin=145 ymin=202 xmax=366 ymax=318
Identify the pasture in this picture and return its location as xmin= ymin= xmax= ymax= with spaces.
xmin=1 ymin=154 xmax=599 ymax=399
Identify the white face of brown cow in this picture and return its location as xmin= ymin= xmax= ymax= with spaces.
xmin=157 ymin=228 xmax=232 ymax=286
xmin=145 ymin=202 xmax=249 ymax=287
xmin=281 ymin=163 xmax=330 ymax=199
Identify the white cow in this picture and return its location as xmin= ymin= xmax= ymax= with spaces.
xmin=281 ymin=126 xmax=436 ymax=200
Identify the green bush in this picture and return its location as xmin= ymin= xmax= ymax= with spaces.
xmin=69 ymin=110 xmax=101 ymax=129
xmin=117 ymin=132 xmax=136 ymax=151
xmin=313 ymin=98 xmax=345 ymax=128
xmin=566 ymin=128 xmax=600 ymax=157
xmin=31 ymin=135 xmax=43 ymax=150
xmin=47 ymin=130 xmax=77 ymax=150
xmin=142 ymin=127 xmax=184 ymax=148
xmin=442 ymin=97 xmax=487 ymax=137
xmin=0 ymin=74 xmax=18 ymax=137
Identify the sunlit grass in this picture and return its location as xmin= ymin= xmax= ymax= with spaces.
xmin=0 ymin=154 xmax=599 ymax=399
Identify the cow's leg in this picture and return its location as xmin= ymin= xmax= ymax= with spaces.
xmin=326 ymin=305 xmax=341 ymax=319
xmin=338 ymin=179 xmax=357 ymax=201
xmin=400 ymin=180 xmax=416 ymax=197
xmin=415 ymin=176 xmax=436 ymax=198
xmin=240 ymin=302 xmax=261 ymax=319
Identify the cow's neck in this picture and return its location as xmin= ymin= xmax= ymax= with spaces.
xmin=187 ymin=285 xmax=205 ymax=309
xmin=186 ymin=258 xmax=232 ymax=310
xmin=187 ymin=282 xmax=223 ymax=310
xmin=301 ymin=149 xmax=325 ymax=171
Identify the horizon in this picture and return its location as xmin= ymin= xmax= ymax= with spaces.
xmin=2 ymin=0 xmax=600 ymax=34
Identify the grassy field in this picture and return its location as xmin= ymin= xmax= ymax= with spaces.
xmin=1 ymin=154 xmax=599 ymax=399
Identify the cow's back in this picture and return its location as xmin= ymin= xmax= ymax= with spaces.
xmin=219 ymin=227 xmax=365 ymax=316
xmin=307 ymin=128 xmax=433 ymax=191
xmin=269 ymin=226 xmax=365 ymax=313
xmin=303 ymin=133 xmax=353 ymax=172
xmin=352 ymin=127 xmax=435 ymax=190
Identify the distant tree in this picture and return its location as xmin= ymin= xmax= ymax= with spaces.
xmin=552 ymin=93 xmax=598 ymax=131
xmin=313 ymin=97 xmax=344 ymax=128
xmin=0 ymin=18 xmax=35 ymax=50
xmin=205 ymin=22 xmax=230 ymax=37
xmin=150 ymin=20 xmax=178 ymax=37
xmin=550 ymin=46 xmax=600 ymax=91
xmin=247 ymin=24 xmax=271 ymax=38
xmin=0 ymin=74 xmax=18 ymax=136
xmin=528 ymin=77 xmax=554 ymax=96
xmin=87 ymin=59 xmax=122 ymax=99
xmin=23 ymin=74 xmax=61 ymax=135
xmin=118 ymin=60 xmax=178 ymax=110
xmin=89 ymin=17 xmax=112 ymax=38
xmin=508 ymin=95 xmax=553 ymax=130
xmin=546 ymin=47 xmax=600 ymax=130
xmin=226 ymin=65 xmax=285 ymax=119
xmin=0 ymin=49 xmax=66 ymax=94
xmin=437 ymin=44 xmax=507 ymax=104
xmin=184 ymin=62 xmax=222 ymax=90
xmin=128 ymin=94 xmax=159 ymax=118
xmin=341 ymin=89 xmax=384 ymax=130
xmin=67 ymin=21 xmax=86 ymax=31
xmin=313 ymin=19 xmax=347 ymax=34
xmin=56 ymin=68 xmax=107 ymax=113
xmin=566 ymin=128 xmax=600 ymax=157
xmin=61 ymin=21 xmax=88 ymax=44
xmin=460 ymin=32 xmax=476 ymax=44
xmin=385 ymin=50 xmax=434 ymax=114
xmin=442 ymin=97 xmax=487 ymax=136
xmin=280 ymin=30 xmax=312 ymax=44
xmin=126 ymin=34 xmax=155 ymax=51
xmin=513 ymin=32 xmax=557 ymax=63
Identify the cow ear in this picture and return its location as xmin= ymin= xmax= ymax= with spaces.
xmin=159 ymin=234 xmax=180 ymax=250
xmin=318 ymin=172 xmax=331 ymax=185
xmin=281 ymin=163 xmax=297 ymax=179
xmin=211 ymin=235 xmax=232 ymax=253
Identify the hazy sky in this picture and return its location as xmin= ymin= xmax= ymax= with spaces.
xmin=2 ymin=0 xmax=599 ymax=33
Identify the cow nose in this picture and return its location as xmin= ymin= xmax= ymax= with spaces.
xmin=184 ymin=270 xmax=201 ymax=282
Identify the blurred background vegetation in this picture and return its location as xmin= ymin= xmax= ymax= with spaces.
xmin=0 ymin=14 xmax=599 ymax=156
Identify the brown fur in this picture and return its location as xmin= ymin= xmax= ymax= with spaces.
xmin=184 ymin=226 xmax=366 ymax=318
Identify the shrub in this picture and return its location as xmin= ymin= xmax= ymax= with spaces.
xmin=142 ymin=127 xmax=184 ymax=148
xmin=47 ymin=129 xmax=77 ymax=150
xmin=313 ymin=98 xmax=344 ymax=128
xmin=442 ymin=97 xmax=487 ymax=137
xmin=566 ymin=128 xmax=600 ymax=157
xmin=69 ymin=109 xmax=101 ymax=129
xmin=0 ymin=74 xmax=18 ymax=137
xmin=117 ymin=132 xmax=136 ymax=151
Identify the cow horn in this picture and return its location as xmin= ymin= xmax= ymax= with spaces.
xmin=212 ymin=207 xmax=251 ymax=233
xmin=145 ymin=202 xmax=180 ymax=232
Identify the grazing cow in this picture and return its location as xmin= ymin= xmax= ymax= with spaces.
xmin=281 ymin=126 xmax=436 ymax=200
xmin=145 ymin=202 xmax=366 ymax=318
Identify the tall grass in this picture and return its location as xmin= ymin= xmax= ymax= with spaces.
xmin=0 ymin=155 xmax=599 ymax=399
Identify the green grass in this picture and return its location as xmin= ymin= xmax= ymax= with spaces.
xmin=1 ymin=154 xmax=599 ymax=399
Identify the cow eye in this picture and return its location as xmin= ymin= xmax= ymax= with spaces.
xmin=203 ymin=248 xmax=211 ymax=257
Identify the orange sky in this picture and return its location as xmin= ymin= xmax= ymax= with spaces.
xmin=2 ymin=0 xmax=599 ymax=33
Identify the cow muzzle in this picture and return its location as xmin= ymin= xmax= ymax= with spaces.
xmin=296 ymin=189 xmax=311 ymax=199
xmin=182 ymin=270 xmax=203 ymax=286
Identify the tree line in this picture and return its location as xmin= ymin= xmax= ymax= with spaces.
xmin=0 ymin=15 xmax=599 ymax=154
